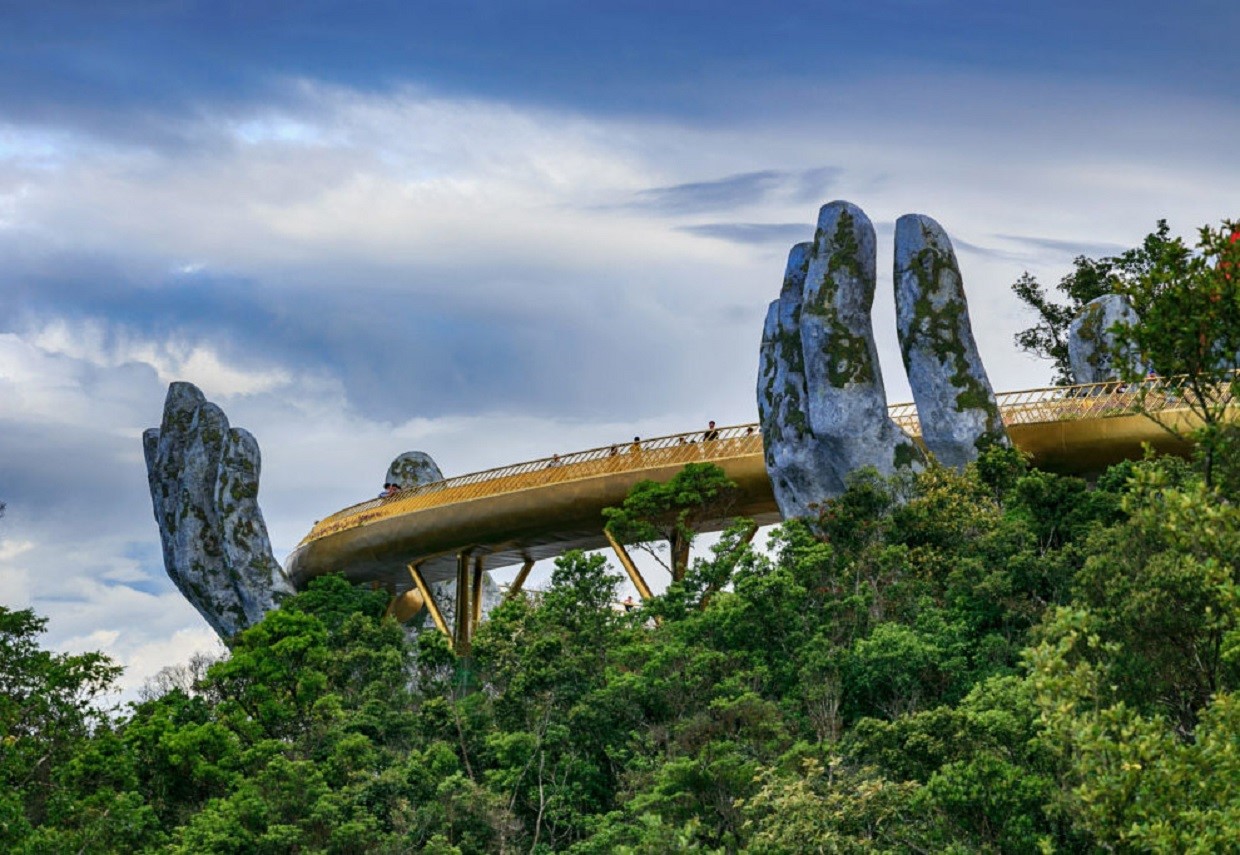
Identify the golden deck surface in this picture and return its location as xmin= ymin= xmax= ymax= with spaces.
xmin=285 ymin=379 xmax=1217 ymax=592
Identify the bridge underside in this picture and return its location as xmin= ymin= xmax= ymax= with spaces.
xmin=286 ymin=449 xmax=780 ymax=593
xmin=285 ymin=407 xmax=1204 ymax=600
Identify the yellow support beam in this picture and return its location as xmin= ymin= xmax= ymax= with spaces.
xmin=385 ymin=588 xmax=425 ymax=623
xmin=604 ymin=528 xmax=653 ymax=601
xmin=471 ymin=555 xmax=485 ymax=637
xmin=454 ymin=552 xmax=473 ymax=655
xmin=505 ymin=557 xmax=536 ymax=600
xmin=406 ymin=563 xmax=449 ymax=638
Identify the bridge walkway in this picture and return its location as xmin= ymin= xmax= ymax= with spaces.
xmin=285 ymin=376 xmax=1226 ymax=650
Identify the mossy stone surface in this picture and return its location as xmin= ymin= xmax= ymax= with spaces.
xmin=758 ymin=202 xmax=925 ymax=520
xmin=385 ymin=452 xmax=445 ymax=489
xmin=143 ymin=382 xmax=293 ymax=642
xmin=894 ymin=214 xmax=1008 ymax=470
xmin=759 ymin=241 xmax=845 ymax=514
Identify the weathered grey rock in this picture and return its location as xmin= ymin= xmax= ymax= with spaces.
xmin=759 ymin=243 xmax=844 ymax=514
xmin=801 ymin=202 xmax=920 ymax=477
xmin=894 ymin=214 xmax=1008 ymax=468
xmin=758 ymin=201 xmax=924 ymax=519
xmin=144 ymin=382 xmax=293 ymax=641
xmin=1068 ymin=294 xmax=1143 ymax=384
xmin=378 ymin=451 xmax=501 ymax=632
xmin=385 ymin=451 xmax=444 ymax=489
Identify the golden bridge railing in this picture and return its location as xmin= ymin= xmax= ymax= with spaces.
xmin=299 ymin=373 xmax=1229 ymax=547
xmin=300 ymin=424 xmax=767 ymax=544
xmin=992 ymin=372 xmax=1233 ymax=426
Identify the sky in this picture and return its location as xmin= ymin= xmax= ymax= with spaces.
xmin=2 ymin=0 xmax=1237 ymax=698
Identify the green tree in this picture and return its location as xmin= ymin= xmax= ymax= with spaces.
xmin=1012 ymin=218 xmax=1240 ymax=486
xmin=1070 ymin=469 xmax=1240 ymax=729
xmin=468 ymin=551 xmax=640 ymax=850
xmin=0 ymin=606 xmax=163 ymax=853
xmin=743 ymin=755 xmax=935 ymax=854
xmin=1029 ymin=610 xmax=1240 ymax=852
xmin=602 ymin=462 xmax=738 ymax=582
xmin=1011 ymin=221 xmax=1177 ymax=384
xmin=1111 ymin=220 xmax=1240 ymax=487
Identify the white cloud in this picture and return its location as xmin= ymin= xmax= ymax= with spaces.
xmin=0 ymin=538 xmax=35 ymax=561
xmin=0 ymin=564 xmax=31 ymax=609
xmin=2 ymin=70 xmax=1238 ymax=693
xmin=21 ymin=322 xmax=291 ymax=398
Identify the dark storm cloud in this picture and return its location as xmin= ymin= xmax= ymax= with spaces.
xmin=0 ymin=241 xmax=691 ymax=424
xmin=0 ymin=409 xmax=153 ymax=534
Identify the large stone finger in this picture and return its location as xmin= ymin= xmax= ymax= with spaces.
xmin=759 ymin=242 xmax=843 ymax=515
xmin=894 ymin=214 xmax=1008 ymax=468
xmin=801 ymin=201 xmax=922 ymax=476
xmin=216 ymin=427 xmax=295 ymax=627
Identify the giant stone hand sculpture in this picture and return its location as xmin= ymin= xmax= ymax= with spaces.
xmin=143 ymin=382 xmax=294 ymax=641
xmin=759 ymin=203 xmax=923 ymax=514
xmin=759 ymin=201 xmax=1008 ymax=519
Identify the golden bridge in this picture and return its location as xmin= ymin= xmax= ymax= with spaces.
xmin=285 ymin=377 xmax=1219 ymax=651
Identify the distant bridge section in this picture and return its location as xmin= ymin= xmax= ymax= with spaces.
xmin=285 ymin=376 xmax=1224 ymax=649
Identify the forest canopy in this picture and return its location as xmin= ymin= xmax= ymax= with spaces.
xmin=4 ymin=221 xmax=1238 ymax=852
xmin=3 ymin=441 xmax=1238 ymax=852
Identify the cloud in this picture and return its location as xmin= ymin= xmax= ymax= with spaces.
xmin=2 ymin=62 xmax=1239 ymax=703
xmin=3 ymin=2 xmax=1236 ymax=146
xmin=27 ymin=319 xmax=292 ymax=397
xmin=950 ymin=237 xmax=1028 ymax=264
xmin=0 ymin=85 xmax=789 ymax=422
xmin=678 ymin=222 xmax=811 ymax=247
xmin=992 ymin=234 xmax=1131 ymax=261
xmin=626 ymin=170 xmax=784 ymax=214
xmin=622 ymin=167 xmax=841 ymax=215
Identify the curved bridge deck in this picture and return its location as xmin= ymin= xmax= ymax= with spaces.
xmin=285 ymin=377 xmax=1227 ymax=594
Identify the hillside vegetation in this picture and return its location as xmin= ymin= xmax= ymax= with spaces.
xmin=9 ymin=214 xmax=1236 ymax=853
xmin=3 ymin=439 xmax=1239 ymax=853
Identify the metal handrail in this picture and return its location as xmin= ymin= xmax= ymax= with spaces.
xmin=297 ymin=373 xmax=1233 ymax=547
xmin=300 ymin=424 xmax=765 ymax=542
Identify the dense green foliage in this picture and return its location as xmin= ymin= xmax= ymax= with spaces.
xmin=602 ymin=461 xmax=739 ymax=581
xmin=1011 ymin=219 xmax=1239 ymax=390
xmin=3 ymin=446 xmax=1238 ymax=852
xmin=1108 ymin=222 xmax=1240 ymax=488
xmin=1011 ymin=221 xmax=1178 ymax=385
xmin=1012 ymin=217 xmax=1240 ymax=486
